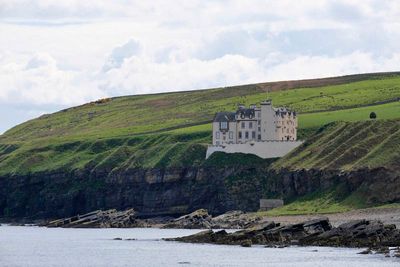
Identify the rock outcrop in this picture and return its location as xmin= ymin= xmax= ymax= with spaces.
xmin=43 ymin=209 xmax=137 ymax=228
xmin=163 ymin=209 xmax=213 ymax=229
xmin=162 ymin=209 xmax=262 ymax=229
xmin=166 ymin=218 xmax=400 ymax=249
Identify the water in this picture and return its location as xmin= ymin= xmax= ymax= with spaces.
xmin=0 ymin=225 xmax=399 ymax=267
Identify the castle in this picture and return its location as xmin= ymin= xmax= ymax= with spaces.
xmin=206 ymin=100 xmax=302 ymax=159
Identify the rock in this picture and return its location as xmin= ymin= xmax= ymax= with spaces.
xmin=113 ymin=237 xmax=122 ymax=240
xmin=240 ymin=239 xmax=252 ymax=247
xmin=358 ymin=248 xmax=372 ymax=254
xmin=163 ymin=209 xmax=213 ymax=229
xmin=211 ymin=210 xmax=262 ymax=229
xmin=303 ymin=218 xmax=332 ymax=234
xmin=164 ymin=230 xmax=215 ymax=243
xmin=44 ymin=209 xmax=137 ymax=228
xmin=375 ymin=246 xmax=390 ymax=254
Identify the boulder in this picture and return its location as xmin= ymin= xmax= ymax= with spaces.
xmin=211 ymin=210 xmax=262 ymax=229
xmin=163 ymin=209 xmax=213 ymax=229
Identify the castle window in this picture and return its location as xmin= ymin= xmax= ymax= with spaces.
xmin=258 ymin=134 xmax=261 ymax=140
xmin=241 ymin=122 xmax=245 ymax=129
xmin=229 ymin=131 xmax=233 ymax=139
xmin=216 ymin=132 xmax=220 ymax=139
xmin=238 ymin=131 xmax=242 ymax=139
xmin=245 ymin=131 xmax=249 ymax=139
xmin=220 ymin=121 xmax=228 ymax=130
xmin=252 ymin=131 xmax=256 ymax=139
xmin=249 ymin=122 xmax=253 ymax=129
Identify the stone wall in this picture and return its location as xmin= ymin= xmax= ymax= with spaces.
xmin=259 ymin=199 xmax=284 ymax=211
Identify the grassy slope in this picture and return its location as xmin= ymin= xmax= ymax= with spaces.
xmin=0 ymin=72 xmax=399 ymax=176
xmin=273 ymin=120 xmax=400 ymax=171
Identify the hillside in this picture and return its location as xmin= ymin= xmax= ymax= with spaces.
xmin=0 ymin=72 xmax=400 ymax=220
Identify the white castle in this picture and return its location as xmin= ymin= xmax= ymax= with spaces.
xmin=206 ymin=100 xmax=303 ymax=159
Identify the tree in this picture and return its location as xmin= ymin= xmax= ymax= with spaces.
xmin=370 ymin=112 xmax=377 ymax=119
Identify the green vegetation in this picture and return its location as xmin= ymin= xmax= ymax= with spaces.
xmin=273 ymin=119 xmax=400 ymax=171
xmin=0 ymin=72 xmax=399 ymax=176
xmin=259 ymin=190 xmax=400 ymax=216
xmin=259 ymin=185 xmax=366 ymax=216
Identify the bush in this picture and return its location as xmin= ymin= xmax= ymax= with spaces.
xmin=369 ymin=112 xmax=377 ymax=119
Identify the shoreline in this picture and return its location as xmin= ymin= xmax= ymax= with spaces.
xmin=261 ymin=206 xmax=400 ymax=228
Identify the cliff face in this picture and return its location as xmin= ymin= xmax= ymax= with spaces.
xmin=1 ymin=163 xmax=398 ymax=220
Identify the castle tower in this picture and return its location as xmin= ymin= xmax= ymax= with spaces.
xmin=260 ymin=100 xmax=275 ymax=141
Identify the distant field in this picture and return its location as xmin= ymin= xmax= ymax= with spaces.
xmin=299 ymin=101 xmax=400 ymax=129
xmin=167 ymin=101 xmax=400 ymax=137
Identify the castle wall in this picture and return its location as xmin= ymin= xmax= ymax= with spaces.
xmin=206 ymin=141 xmax=303 ymax=159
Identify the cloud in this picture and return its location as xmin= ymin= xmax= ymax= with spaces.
xmin=103 ymin=39 xmax=142 ymax=71
xmin=100 ymin=55 xmax=268 ymax=95
xmin=0 ymin=52 xmax=106 ymax=106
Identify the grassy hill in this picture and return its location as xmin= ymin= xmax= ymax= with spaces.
xmin=0 ymin=72 xmax=399 ymax=176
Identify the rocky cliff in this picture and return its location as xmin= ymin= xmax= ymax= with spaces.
xmin=1 ymin=156 xmax=398 ymax=221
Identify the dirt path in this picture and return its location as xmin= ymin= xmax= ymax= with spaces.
xmin=262 ymin=207 xmax=400 ymax=227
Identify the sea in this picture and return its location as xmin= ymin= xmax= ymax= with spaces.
xmin=0 ymin=225 xmax=399 ymax=267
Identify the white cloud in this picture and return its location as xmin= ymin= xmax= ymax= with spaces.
xmin=103 ymin=39 xmax=142 ymax=71
xmin=0 ymin=52 xmax=106 ymax=106
xmin=101 ymin=55 xmax=268 ymax=95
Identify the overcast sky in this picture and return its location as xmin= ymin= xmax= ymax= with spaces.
xmin=1 ymin=0 xmax=400 ymax=134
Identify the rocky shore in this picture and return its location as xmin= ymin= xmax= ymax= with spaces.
xmin=165 ymin=218 xmax=400 ymax=257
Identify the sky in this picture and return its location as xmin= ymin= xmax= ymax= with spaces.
xmin=1 ymin=0 xmax=400 ymax=134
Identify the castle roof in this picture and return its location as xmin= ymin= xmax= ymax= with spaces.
xmin=213 ymin=112 xmax=236 ymax=122
xmin=274 ymin=107 xmax=296 ymax=116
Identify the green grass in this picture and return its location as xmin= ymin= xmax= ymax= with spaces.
xmin=258 ymin=194 xmax=400 ymax=216
xmin=272 ymin=119 xmax=400 ymax=171
xmin=256 ymin=183 xmax=370 ymax=216
xmin=299 ymin=101 xmax=400 ymax=129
